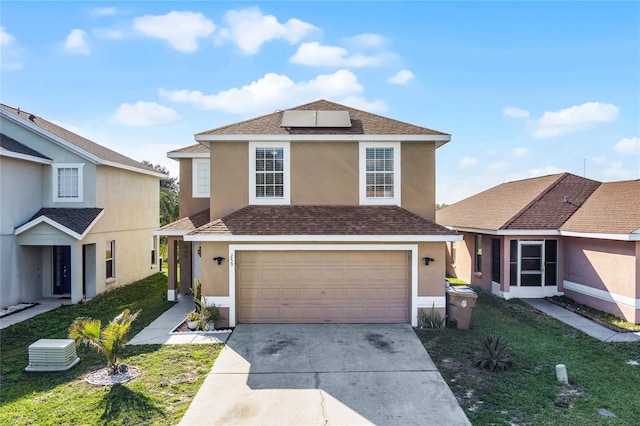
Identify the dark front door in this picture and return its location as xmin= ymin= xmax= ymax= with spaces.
xmin=53 ymin=246 xmax=71 ymax=294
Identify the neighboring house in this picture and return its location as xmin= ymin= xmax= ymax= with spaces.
xmin=157 ymin=99 xmax=461 ymax=327
xmin=436 ymin=173 xmax=640 ymax=324
xmin=0 ymin=104 xmax=164 ymax=307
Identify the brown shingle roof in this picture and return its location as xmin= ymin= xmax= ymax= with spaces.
xmin=157 ymin=209 xmax=210 ymax=234
xmin=562 ymin=180 xmax=640 ymax=234
xmin=436 ymin=173 xmax=601 ymax=231
xmin=1 ymin=104 xmax=159 ymax=174
xmin=195 ymin=99 xmax=449 ymax=137
xmin=169 ymin=144 xmax=209 ymax=155
xmin=191 ymin=205 xmax=455 ymax=236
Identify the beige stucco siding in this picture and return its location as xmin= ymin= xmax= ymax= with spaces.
xmin=179 ymin=158 xmax=210 ymax=218
xmin=290 ymin=142 xmax=358 ymax=205
xmin=402 ymin=143 xmax=436 ymax=220
xmin=417 ymin=242 xmax=446 ymax=296
xmin=210 ymin=142 xmax=249 ymax=220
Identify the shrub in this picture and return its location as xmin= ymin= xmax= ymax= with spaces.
xmin=473 ymin=333 xmax=514 ymax=372
xmin=418 ymin=304 xmax=446 ymax=329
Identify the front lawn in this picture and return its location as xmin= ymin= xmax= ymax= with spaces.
xmin=0 ymin=273 xmax=222 ymax=425
xmin=417 ymin=288 xmax=640 ymax=425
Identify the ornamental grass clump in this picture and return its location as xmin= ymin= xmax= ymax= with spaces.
xmin=68 ymin=308 xmax=141 ymax=375
xmin=473 ymin=333 xmax=514 ymax=372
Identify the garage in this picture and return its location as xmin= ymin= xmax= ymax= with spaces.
xmin=236 ymin=250 xmax=410 ymax=323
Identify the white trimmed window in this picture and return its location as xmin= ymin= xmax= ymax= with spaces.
xmin=192 ymin=159 xmax=210 ymax=198
xmin=359 ymin=142 xmax=401 ymax=205
xmin=249 ymin=142 xmax=290 ymax=205
xmin=106 ymin=240 xmax=115 ymax=279
xmin=53 ymin=163 xmax=84 ymax=202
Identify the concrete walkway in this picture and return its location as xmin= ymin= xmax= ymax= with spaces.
xmin=180 ymin=323 xmax=470 ymax=426
xmin=0 ymin=299 xmax=67 ymax=329
xmin=127 ymin=295 xmax=230 ymax=345
xmin=523 ymin=299 xmax=640 ymax=342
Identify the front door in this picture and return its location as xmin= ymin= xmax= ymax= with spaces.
xmin=519 ymin=241 xmax=544 ymax=287
xmin=53 ymin=246 xmax=71 ymax=295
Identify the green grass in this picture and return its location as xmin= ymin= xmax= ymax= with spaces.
xmin=416 ymin=288 xmax=640 ymax=425
xmin=550 ymin=295 xmax=640 ymax=332
xmin=0 ymin=273 xmax=222 ymax=425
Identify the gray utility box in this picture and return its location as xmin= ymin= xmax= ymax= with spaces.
xmin=446 ymin=285 xmax=478 ymax=329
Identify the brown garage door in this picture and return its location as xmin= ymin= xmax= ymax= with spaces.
xmin=237 ymin=250 xmax=410 ymax=323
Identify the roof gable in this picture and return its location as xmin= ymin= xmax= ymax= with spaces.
xmin=15 ymin=208 xmax=104 ymax=240
xmin=0 ymin=104 xmax=163 ymax=177
xmin=195 ymin=99 xmax=450 ymax=141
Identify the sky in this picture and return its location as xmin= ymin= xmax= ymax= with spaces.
xmin=1 ymin=1 xmax=638 ymax=204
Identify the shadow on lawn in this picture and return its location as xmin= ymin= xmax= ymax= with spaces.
xmin=100 ymin=384 xmax=166 ymax=423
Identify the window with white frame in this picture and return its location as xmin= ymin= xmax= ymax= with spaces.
xmin=106 ymin=240 xmax=115 ymax=279
xmin=249 ymin=142 xmax=290 ymax=204
xmin=53 ymin=164 xmax=84 ymax=202
xmin=359 ymin=142 xmax=401 ymax=205
xmin=192 ymin=159 xmax=210 ymax=198
xmin=151 ymin=236 xmax=157 ymax=266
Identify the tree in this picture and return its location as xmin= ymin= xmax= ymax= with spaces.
xmin=68 ymin=309 xmax=141 ymax=375
xmin=142 ymin=161 xmax=179 ymax=226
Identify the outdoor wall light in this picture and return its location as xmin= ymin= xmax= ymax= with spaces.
xmin=213 ymin=256 xmax=225 ymax=265
xmin=197 ymin=246 xmax=202 ymax=257
xmin=423 ymin=257 xmax=435 ymax=266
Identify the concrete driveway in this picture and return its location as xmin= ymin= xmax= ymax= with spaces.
xmin=180 ymin=323 xmax=469 ymax=425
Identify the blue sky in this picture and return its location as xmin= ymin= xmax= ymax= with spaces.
xmin=2 ymin=1 xmax=638 ymax=204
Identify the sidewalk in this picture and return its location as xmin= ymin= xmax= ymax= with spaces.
xmin=522 ymin=299 xmax=640 ymax=343
xmin=127 ymin=295 xmax=230 ymax=345
xmin=0 ymin=299 xmax=67 ymax=329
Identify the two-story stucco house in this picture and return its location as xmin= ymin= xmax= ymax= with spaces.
xmin=157 ymin=99 xmax=461 ymax=327
xmin=437 ymin=173 xmax=640 ymax=324
xmin=0 ymin=104 xmax=164 ymax=307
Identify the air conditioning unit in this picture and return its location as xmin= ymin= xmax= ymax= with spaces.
xmin=25 ymin=339 xmax=80 ymax=372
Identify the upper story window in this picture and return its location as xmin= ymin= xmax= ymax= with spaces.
xmin=249 ymin=142 xmax=290 ymax=205
xmin=359 ymin=142 xmax=401 ymax=205
xmin=192 ymin=159 xmax=210 ymax=198
xmin=53 ymin=163 xmax=84 ymax=202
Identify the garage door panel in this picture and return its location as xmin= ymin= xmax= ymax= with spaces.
xmin=237 ymin=250 xmax=410 ymax=324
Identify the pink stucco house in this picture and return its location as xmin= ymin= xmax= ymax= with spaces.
xmin=436 ymin=173 xmax=640 ymax=324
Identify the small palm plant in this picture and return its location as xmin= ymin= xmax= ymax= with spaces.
xmin=472 ymin=333 xmax=514 ymax=372
xmin=68 ymin=308 xmax=141 ymax=375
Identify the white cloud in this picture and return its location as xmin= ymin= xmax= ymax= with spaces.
xmin=534 ymin=102 xmax=619 ymax=138
xmin=290 ymin=41 xmax=388 ymax=67
xmin=217 ymin=7 xmax=317 ymax=54
xmin=113 ymin=101 xmax=181 ymax=127
xmin=64 ymin=29 xmax=90 ymax=55
xmin=457 ymin=156 xmax=478 ymax=169
xmin=387 ymin=70 xmax=415 ymax=85
xmin=0 ymin=26 xmax=22 ymax=69
xmin=159 ymin=69 xmax=385 ymax=115
xmin=602 ymin=161 xmax=633 ymax=180
xmin=91 ymin=7 xmax=118 ymax=17
xmin=503 ymin=107 xmax=529 ymax=118
xmin=93 ymin=28 xmax=124 ymax=40
xmin=134 ymin=11 xmax=215 ymax=53
xmin=527 ymin=166 xmax=565 ymax=177
xmin=614 ymin=136 xmax=639 ymax=154
xmin=344 ymin=33 xmax=384 ymax=49
xmin=486 ymin=162 xmax=509 ymax=173
xmin=512 ymin=147 xmax=528 ymax=158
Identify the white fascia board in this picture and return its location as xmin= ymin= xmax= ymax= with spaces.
xmin=15 ymin=210 xmax=104 ymax=240
xmin=101 ymin=160 xmax=167 ymax=178
xmin=154 ymin=229 xmax=189 ymax=236
xmin=185 ymin=234 xmax=462 ymax=242
xmin=167 ymin=152 xmax=210 ymax=159
xmin=448 ymin=226 xmax=560 ymax=237
xmin=195 ymin=134 xmax=451 ymax=143
xmin=559 ymin=230 xmax=638 ymax=241
xmin=0 ymin=150 xmax=52 ymax=164
xmin=1 ymin=109 xmax=102 ymax=164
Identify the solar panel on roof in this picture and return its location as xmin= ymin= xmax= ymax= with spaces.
xmin=281 ymin=110 xmax=351 ymax=128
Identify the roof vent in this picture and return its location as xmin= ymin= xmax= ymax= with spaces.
xmin=28 ymin=114 xmax=36 ymax=122
xmin=281 ymin=110 xmax=351 ymax=128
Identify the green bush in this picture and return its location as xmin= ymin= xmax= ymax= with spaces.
xmin=473 ymin=333 xmax=514 ymax=372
